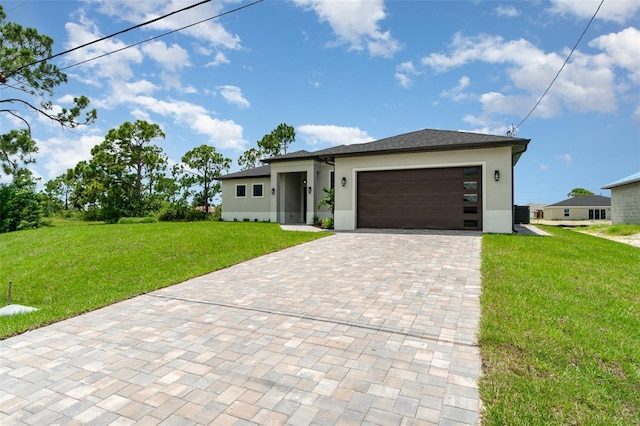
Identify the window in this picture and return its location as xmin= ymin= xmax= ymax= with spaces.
xmin=330 ymin=171 xmax=335 ymax=189
xmin=564 ymin=208 xmax=570 ymax=217
xmin=463 ymin=194 xmax=478 ymax=203
xmin=463 ymin=181 xmax=478 ymax=190
xmin=463 ymin=167 xmax=479 ymax=176
xmin=464 ymin=220 xmax=478 ymax=228
xmin=236 ymin=184 xmax=246 ymax=197
xmin=464 ymin=206 xmax=478 ymax=214
xmin=601 ymin=209 xmax=606 ymax=220
xmin=252 ymin=184 xmax=263 ymax=197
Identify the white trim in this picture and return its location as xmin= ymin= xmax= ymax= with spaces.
xmin=235 ymin=183 xmax=247 ymax=198
xmin=251 ymin=183 xmax=264 ymax=198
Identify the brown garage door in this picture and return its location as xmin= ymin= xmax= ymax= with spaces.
xmin=357 ymin=166 xmax=482 ymax=230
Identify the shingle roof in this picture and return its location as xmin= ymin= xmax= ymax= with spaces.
xmin=263 ymin=128 xmax=530 ymax=163
xmin=602 ymin=171 xmax=640 ymax=189
xmin=314 ymin=128 xmax=529 ymax=157
xmin=546 ymin=195 xmax=611 ymax=207
xmin=217 ymin=164 xmax=270 ymax=180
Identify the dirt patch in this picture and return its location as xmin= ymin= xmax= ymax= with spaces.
xmin=580 ymin=231 xmax=640 ymax=248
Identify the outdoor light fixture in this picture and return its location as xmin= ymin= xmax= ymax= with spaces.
xmin=341 ymin=177 xmax=347 ymax=187
xmin=494 ymin=170 xmax=500 ymax=182
xmin=0 ymin=73 xmax=6 ymax=84
xmin=271 ymin=188 xmax=275 ymax=195
xmin=308 ymin=186 xmax=312 ymax=194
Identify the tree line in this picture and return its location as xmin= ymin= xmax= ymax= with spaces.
xmin=0 ymin=5 xmax=294 ymax=233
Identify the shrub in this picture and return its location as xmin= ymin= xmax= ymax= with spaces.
xmin=321 ymin=217 xmax=334 ymax=229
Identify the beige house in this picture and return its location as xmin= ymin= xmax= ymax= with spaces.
xmin=219 ymin=128 xmax=530 ymax=233
xmin=543 ymin=195 xmax=611 ymax=221
xmin=602 ymin=172 xmax=640 ymax=225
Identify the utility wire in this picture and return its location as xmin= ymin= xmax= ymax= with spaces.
xmin=511 ymin=0 xmax=604 ymax=133
xmin=60 ymin=0 xmax=264 ymax=72
xmin=4 ymin=0 xmax=214 ymax=78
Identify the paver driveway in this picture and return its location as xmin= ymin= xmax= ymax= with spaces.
xmin=1 ymin=230 xmax=482 ymax=425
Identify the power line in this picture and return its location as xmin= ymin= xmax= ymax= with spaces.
xmin=60 ymin=0 xmax=264 ymax=73
xmin=4 ymin=0 xmax=214 ymax=78
xmin=512 ymin=0 xmax=605 ymax=133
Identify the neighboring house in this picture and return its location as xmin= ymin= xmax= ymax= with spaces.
xmin=218 ymin=128 xmax=530 ymax=233
xmin=602 ymin=171 xmax=640 ymax=225
xmin=526 ymin=203 xmax=547 ymax=220
xmin=543 ymin=195 xmax=611 ymax=221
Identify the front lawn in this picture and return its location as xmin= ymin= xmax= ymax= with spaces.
xmin=480 ymin=226 xmax=640 ymax=424
xmin=0 ymin=221 xmax=328 ymax=338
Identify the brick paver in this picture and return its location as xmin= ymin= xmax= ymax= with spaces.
xmin=0 ymin=229 xmax=482 ymax=424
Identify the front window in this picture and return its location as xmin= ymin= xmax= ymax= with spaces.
xmin=252 ymin=184 xmax=263 ymax=197
xmin=564 ymin=208 xmax=570 ymax=217
xmin=236 ymin=185 xmax=246 ymax=198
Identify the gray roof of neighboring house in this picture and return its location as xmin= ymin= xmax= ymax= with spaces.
xmin=263 ymin=128 xmax=530 ymax=163
xmin=546 ymin=195 xmax=611 ymax=207
xmin=217 ymin=164 xmax=270 ymax=180
xmin=602 ymin=171 xmax=640 ymax=189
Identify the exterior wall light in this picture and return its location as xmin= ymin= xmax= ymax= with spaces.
xmin=341 ymin=177 xmax=347 ymax=187
xmin=271 ymin=188 xmax=275 ymax=195
xmin=308 ymin=186 xmax=312 ymax=194
xmin=494 ymin=170 xmax=500 ymax=182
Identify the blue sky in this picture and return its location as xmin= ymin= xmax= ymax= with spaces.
xmin=2 ymin=0 xmax=639 ymax=204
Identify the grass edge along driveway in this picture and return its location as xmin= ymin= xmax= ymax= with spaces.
xmin=480 ymin=226 xmax=639 ymax=425
xmin=0 ymin=221 xmax=328 ymax=339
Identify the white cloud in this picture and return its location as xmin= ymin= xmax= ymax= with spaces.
xmin=205 ymin=52 xmax=231 ymax=67
xmin=38 ymin=135 xmax=104 ymax=179
xmin=589 ymin=27 xmax=640 ymax=84
xmin=293 ymin=0 xmax=402 ymax=57
xmin=394 ymin=61 xmax=420 ymax=88
xmin=548 ymin=0 xmax=640 ymax=24
xmin=494 ymin=5 xmax=519 ymax=17
xmin=92 ymin=0 xmax=242 ymax=50
xmin=420 ymin=29 xmax=640 ymax=127
xmin=635 ymin=105 xmax=640 ymax=123
xmin=297 ymin=124 xmax=375 ymax=146
xmin=540 ymin=164 xmax=550 ymax=171
xmin=132 ymin=96 xmax=246 ymax=150
xmin=556 ymin=153 xmax=572 ymax=166
xmin=440 ymin=76 xmax=471 ymax=101
xmin=64 ymin=19 xmax=144 ymax=81
xmin=142 ymin=41 xmax=190 ymax=72
xmin=216 ymin=85 xmax=250 ymax=109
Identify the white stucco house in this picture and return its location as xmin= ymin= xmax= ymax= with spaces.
xmin=218 ymin=128 xmax=530 ymax=233
xmin=602 ymin=172 xmax=640 ymax=225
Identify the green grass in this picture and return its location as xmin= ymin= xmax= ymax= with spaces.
xmin=583 ymin=223 xmax=640 ymax=236
xmin=0 ymin=221 xmax=328 ymax=338
xmin=480 ymin=226 xmax=640 ymax=425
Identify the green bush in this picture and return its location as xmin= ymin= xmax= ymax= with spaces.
xmin=321 ymin=217 xmax=334 ymax=229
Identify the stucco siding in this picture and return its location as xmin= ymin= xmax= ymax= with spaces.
xmin=221 ymin=176 xmax=271 ymax=222
xmin=544 ymin=206 xmax=611 ymax=221
xmin=610 ymin=182 xmax=640 ymax=224
xmin=333 ymin=146 xmax=514 ymax=233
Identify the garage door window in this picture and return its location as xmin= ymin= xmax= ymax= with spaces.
xmin=463 ymin=167 xmax=479 ymax=176
xmin=463 ymin=181 xmax=478 ymax=190
xmin=463 ymin=194 xmax=478 ymax=203
xmin=464 ymin=206 xmax=478 ymax=214
xmin=464 ymin=220 xmax=478 ymax=228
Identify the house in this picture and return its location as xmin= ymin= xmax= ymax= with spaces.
xmin=218 ymin=128 xmax=530 ymax=233
xmin=543 ymin=195 xmax=611 ymax=221
xmin=602 ymin=171 xmax=640 ymax=225
xmin=526 ymin=203 xmax=547 ymax=220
